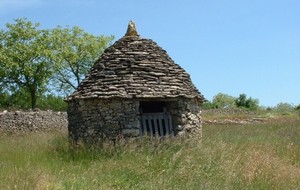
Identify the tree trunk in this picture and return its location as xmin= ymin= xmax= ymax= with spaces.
xmin=29 ymin=86 xmax=37 ymax=109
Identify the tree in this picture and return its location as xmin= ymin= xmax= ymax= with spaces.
xmin=235 ymin=93 xmax=259 ymax=110
xmin=0 ymin=18 xmax=53 ymax=109
xmin=0 ymin=18 xmax=114 ymax=109
xmin=50 ymin=26 xmax=114 ymax=95
xmin=275 ymin=102 xmax=294 ymax=113
xmin=201 ymin=100 xmax=216 ymax=109
xmin=36 ymin=94 xmax=67 ymax=111
xmin=212 ymin=93 xmax=236 ymax=109
xmin=235 ymin=94 xmax=247 ymax=108
xmin=0 ymin=89 xmax=32 ymax=109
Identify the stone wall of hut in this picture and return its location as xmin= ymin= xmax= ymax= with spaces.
xmin=68 ymin=98 xmax=140 ymax=143
xmin=164 ymin=98 xmax=202 ymax=137
xmin=68 ymin=97 xmax=202 ymax=143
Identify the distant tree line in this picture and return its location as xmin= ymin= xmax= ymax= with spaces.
xmin=201 ymin=93 xmax=259 ymax=110
xmin=202 ymin=92 xmax=300 ymax=113
xmin=0 ymin=18 xmax=114 ymax=110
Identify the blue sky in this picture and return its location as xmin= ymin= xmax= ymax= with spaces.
xmin=1 ymin=0 xmax=299 ymax=107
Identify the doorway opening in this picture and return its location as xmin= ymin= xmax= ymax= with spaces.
xmin=139 ymin=101 xmax=174 ymax=136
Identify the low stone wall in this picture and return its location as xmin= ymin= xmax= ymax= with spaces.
xmin=202 ymin=108 xmax=256 ymax=115
xmin=203 ymin=118 xmax=267 ymax=125
xmin=0 ymin=110 xmax=68 ymax=133
xmin=201 ymin=109 xmax=264 ymax=125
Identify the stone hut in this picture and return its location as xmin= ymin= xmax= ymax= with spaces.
xmin=66 ymin=21 xmax=204 ymax=143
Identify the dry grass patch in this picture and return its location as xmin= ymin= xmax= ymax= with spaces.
xmin=242 ymin=146 xmax=300 ymax=184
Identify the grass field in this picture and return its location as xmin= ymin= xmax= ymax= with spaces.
xmin=0 ymin=116 xmax=300 ymax=189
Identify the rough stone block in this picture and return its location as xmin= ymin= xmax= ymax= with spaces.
xmin=122 ymin=128 xmax=140 ymax=136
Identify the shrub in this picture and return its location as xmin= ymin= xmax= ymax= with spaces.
xmin=274 ymin=102 xmax=295 ymax=115
xmin=36 ymin=94 xmax=67 ymax=111
xmin=235 ymin=93 xmax=259 ymax=110
xmin=212 ymin=93 xmax=236 ymax=109
xmin=0 ymin=92 xmax=67 ymax=111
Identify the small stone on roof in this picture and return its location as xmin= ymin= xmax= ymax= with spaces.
xmin=125 ymin=20 xmax=139 ymax=37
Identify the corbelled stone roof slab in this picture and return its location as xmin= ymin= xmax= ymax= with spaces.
xmin=66 ymin=21 xmax=204 ymax=102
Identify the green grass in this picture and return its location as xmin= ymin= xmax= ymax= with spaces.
xmin=1 ymin=119 xmax=300 ymax=189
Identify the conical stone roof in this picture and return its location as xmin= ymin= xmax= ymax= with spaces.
xmin=66 ymin=21 xmax=204 ymax=102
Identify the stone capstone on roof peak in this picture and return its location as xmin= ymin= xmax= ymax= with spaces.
xmin=125 ymin=20 xmax=139 ymax=37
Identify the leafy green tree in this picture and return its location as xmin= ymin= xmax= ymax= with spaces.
xmin=246 ymin=97 xmax=259 ymax=110
xmin=235 ymin=93 xmax=259 ymax=110
xmin=212 ymin=93 xmax=236 ymax=109
xmin=235 ymin=94 xmax=247 ymax=108
xmin=0 ymin=89 xmax=32 ymax=110
xmin=0 ymin=18 xmax=53 ymax=109
xmin=36 ymin=94 xmax=67 ymax=111
xmin=0 ymin=90 xmax=67 ymax=111
xmin=201 ymin=100 xmax=216 ymax=109
xmin=0 ymin=92 xmax=9 ymax=109
xmin=275 ymin=102 xmax=294 ymax=113
xmin=50 ymin=26 xmax=114 ymax=95
xmin=0 ymin=18 xmax=113 ymax=109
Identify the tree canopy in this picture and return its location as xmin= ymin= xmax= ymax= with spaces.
xmin=0 ymin=18 xmax=113 ymax=109
xmin=201 ymin=92 xmax=260 ymax=110
xmin=212 ymin=93 xmax=236 ymax=109
xmin=0 ymin=18 xmax=53 ymax=109
xmin=50 ymin=26 xmax=113 ymax=95
xmin=235 ymin=93 xmax=259 ymax=110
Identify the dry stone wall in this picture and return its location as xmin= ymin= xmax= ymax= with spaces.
xmin=175 ymin=99 xmax=202 ymax=137
xmin=68 ymin=97 xmax=202 ymax=143
xmin=0 ymin=110 xmax=67 ymax=133
xmin=201 ymin=109 xmax=256 ymax=115
xmin=68 ymin=98 xmax=140 ymax=143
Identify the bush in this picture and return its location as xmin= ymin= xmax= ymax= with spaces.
xmin=235 ymin=93 xmax=259 ymax=110
xmin=201 ymin=101 xmax=216 ymax=109
xmin=0 ymin=92 xmax=67 ymax=111
xmin=274 ymin=102 xmax=295 ymax=115
xmin=36 ymin=94 xmax=67 ymax=111
xmin=212 ymin=93 xmax=236 ymax=109
xmin=0 ymin=90 xmax=32 ymax=110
